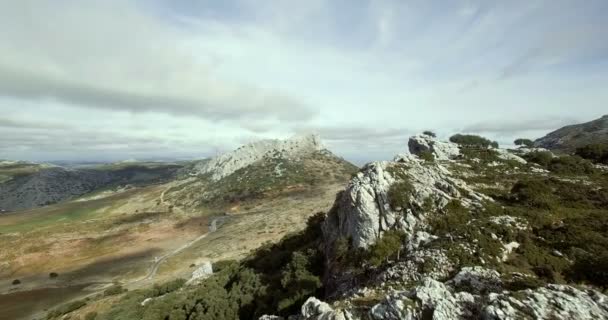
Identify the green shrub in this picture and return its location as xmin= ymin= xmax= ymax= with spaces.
xmin=510 ymin=179 xmax=554 ymax=209
xmin=576 ymin=143 xmax=608 ymax=164
xmin=103 ymin=285 xmax=127 ymax=297
xmin=449 ymin=134 xmax=493 ymax=148
xmin=150 ymin=278 xmax=186 ymax=297
xmin=367 ymin=230 xmax=405 ymax=267
xmin=523 ymin=151 xmax=553 ymax=167
xmin=12 ymin=279 xmax=20 ymax=285
xmin=419 ymin=150 xmax=435 ymax=162
xmin=47 ymin=299 xmax=87 ymax=319
xmin=387 ymin=179 xmax=414 ymax=210
xmin=491 ymin=141 xmax=499 ymax=149
xmin=514 ymin=138 xmax=534 ymax=148
xmin=49 ymin=272 xmax=59 ymax=279
xmin=568 ymin=251 xmax=608 ymax=289
xmin=548 ymin=155 xmax=596 ymax=175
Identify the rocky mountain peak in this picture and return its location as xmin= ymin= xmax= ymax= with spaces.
xmin=194 ymin=134 xmax=325 ymax=181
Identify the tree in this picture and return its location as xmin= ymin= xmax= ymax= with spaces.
xmin=367 ymin=230 xmax=405 ymax=267
xmin=449 ymin=134 xmax=493 ymax=148
xmin=491 ymin=141 xmax=499 ymax=149
xmin=576 ymin=143 xmax=608 ymax=164
xmin=514 ymin=138 xmax=534 ymax=148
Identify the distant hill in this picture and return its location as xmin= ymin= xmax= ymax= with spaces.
xmin=166 ymin=134 xmax=358 ymax=209
xmin=0 ymin=162 xmax=182 ymax=211
xmin=534 ymin=115 xmax=608 ymax=152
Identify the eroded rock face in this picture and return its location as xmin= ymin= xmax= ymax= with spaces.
xmin=323 ymin=154 xmax=489 ymax=252
xmin=194 ymin=134 xmax=324 ymax=181
xmin=300 ymin=297 xmax=353 ymax=320
xmin=187 ymin=261 xmax=213 ymax=284
xmin=302 ymin=270 xmax=608 ymax=320
xmin=484 ymin=285 xmax=608 ymax=320
xmin=408 ymin=134 xmax=460 ymax=161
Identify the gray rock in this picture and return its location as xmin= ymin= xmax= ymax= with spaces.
xmin=408 ymin=134 xmax=460 ymax=161
xmin=194 ymin=134 xmax=324 ymax=181
xmin=187 ymin=261 xmax=213 ymax=284
xmin=483 ymin=284 xmax=608 ymax=319
xmin=301 ymin=297 xmax=353 ymax=320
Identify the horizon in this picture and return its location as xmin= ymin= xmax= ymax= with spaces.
xmin=1 ymin=1 xmax=607 ymax=164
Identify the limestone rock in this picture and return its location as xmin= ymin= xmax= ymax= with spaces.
xmin=448 ymin=266 xmax=502 ymax=294
xmin=493 ymin=148 xmax=527 ymax=164
xmin=483 ymin=285 xmax=608 ymax=319
xmin=187 ymin=261 xmax=213 ymax=284
xmin=370 ymin=278 xmax=476 ymax=320
xmin=408 ymin=134 xmax=460 ymax=161
xmin=194 ymin=134 xmax=324 ymax=180
xmin=300 ymin=297 xmax=353 ymax=320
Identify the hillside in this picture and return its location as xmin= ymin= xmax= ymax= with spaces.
xmin=82 ymin=133 xmax=608 ymax=320
xmin=534 ymin=115 xmax=608 ymax=152
xmin=0 ymin=162 xmax=183 ymax=211
xmin=0 ymin=135 xmax=357 ymax=320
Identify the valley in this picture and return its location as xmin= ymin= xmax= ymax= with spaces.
xmin=0 ymin=135 xmax=357 ymax=320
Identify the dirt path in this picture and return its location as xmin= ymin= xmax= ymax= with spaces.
xmin=127 ymin=216 xmax=224 ymax=285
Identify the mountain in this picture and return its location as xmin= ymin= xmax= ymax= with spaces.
xmin=165 ymin=134 xmax=357 ymax=209
xmin=534 ymin=115 xmax=608 ymax=152
xmin=0 ymin=135 xmax=357 ymax=320
xmin=86 ymin=133 xmax=608 ymax=320
xmin=0 ymin=162 xmax=183 ymax=211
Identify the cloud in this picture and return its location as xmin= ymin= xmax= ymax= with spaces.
xmin=0 ymin=0 xmax=315 ymax=122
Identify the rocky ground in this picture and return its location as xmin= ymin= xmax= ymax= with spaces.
xmin=263 ymin=133 xmax=608 ymax=320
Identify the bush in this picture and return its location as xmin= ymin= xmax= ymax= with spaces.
xmin=511 ymin=179 xmax=553 ymax=208
xmin=12 ymin=279 xmax=20 ymax=285
xmin=103 ymin=285 xmax=127 ymax=297
xmin=367 ymin=230 xmax=405 ymax=267
xmin=387 ymin=179 xmax=414 ymax=210
xmin=150 ymin=278 xmax=186 ymax=297
xmin=47 ymin=299 xmax=87 ymax=319
xmin=419 ymin=150 xmax=435 ymax=162
xmin=423 ymin=130 xmax=437 ymax=138
xmin=576 ymin=143 xmax=608 ymax=164
xmin=548 ymin=155 xmax=596 ymax=175
xmin=49 ymin=272 xmax=59 ymax=279
xmin=523 ymin=151 xmax=553 ymax=167
xmin=568 ymin=251 xmax=608 ymax=290
xmin=449 ymin=134 xmax=493 ymax=148
xmin=514 ymin=138 xmax=534 ymax=148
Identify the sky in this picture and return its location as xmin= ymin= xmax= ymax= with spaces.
xmin=1 ymin=0 xmax=607 ymax=165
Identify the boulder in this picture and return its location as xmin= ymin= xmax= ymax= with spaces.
xmin=187 ymin=261 xmax=213 ymax=284
xmin=408 ymin=134 xmax=460 ymax=161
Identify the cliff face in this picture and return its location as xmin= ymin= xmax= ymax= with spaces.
xmin=534 ymin=115 xmax=608 ymax=152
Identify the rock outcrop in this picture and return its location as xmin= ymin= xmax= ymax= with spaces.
xmin=187 ymin=261 xmax=213 ymax=284
xmin=194 ymin=134 xmax=324 ymax=181
xmin=408 ymin=134 xmax=460 ymax=160
xmin=268 ymin=134 xmax=608 ymax=320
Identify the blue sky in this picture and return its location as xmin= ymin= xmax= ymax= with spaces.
xmin=0 ymin=0 xmax=607 ymax=164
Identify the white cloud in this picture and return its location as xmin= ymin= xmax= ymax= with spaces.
xmin=1 ymin=0 xmax=607 ymax=163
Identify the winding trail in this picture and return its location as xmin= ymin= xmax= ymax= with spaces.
xmin=128 ymin=216 xmax=224 ymax=285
